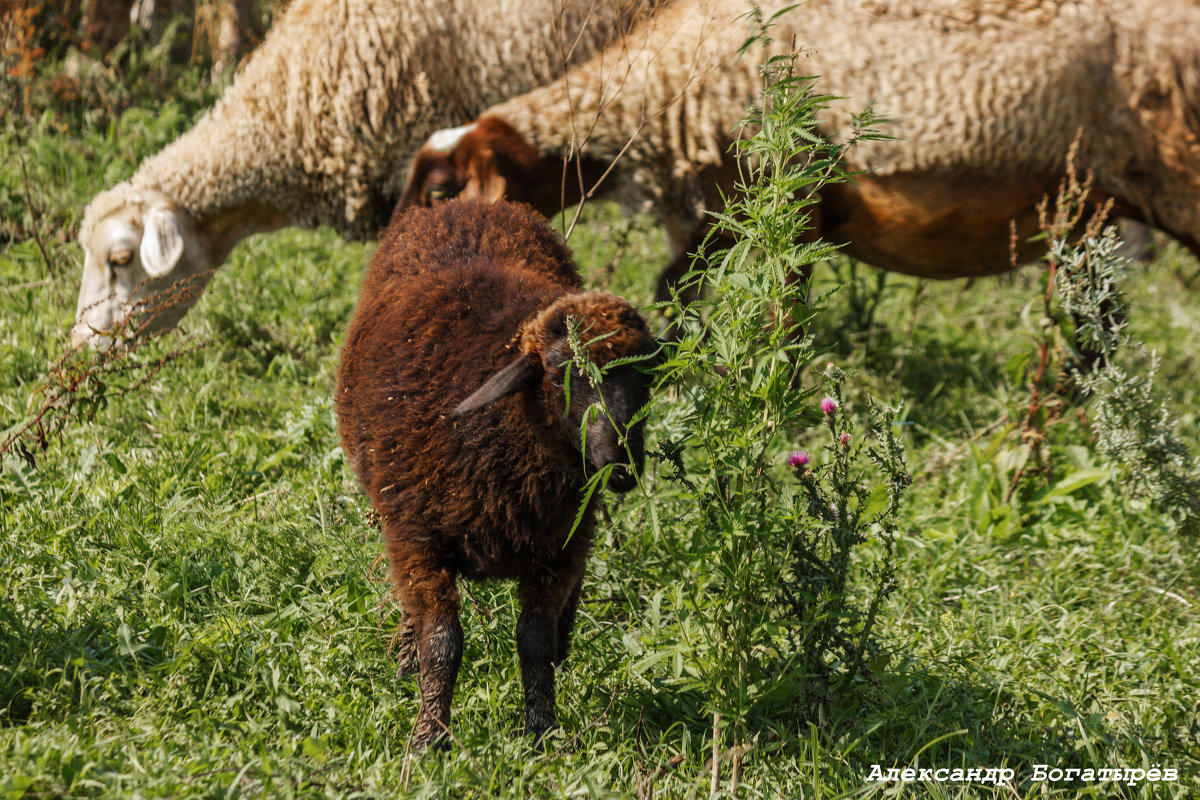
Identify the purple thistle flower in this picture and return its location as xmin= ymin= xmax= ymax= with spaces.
xmin=839 ymin=432 xmax=851 ymax=446
xmin=787 ymin=449 xmax=810 ymax=468
xmin=821 ymin=396 xmax=838 ymax=415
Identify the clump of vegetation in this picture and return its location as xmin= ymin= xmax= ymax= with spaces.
xmin=649 ymin=30 xmax=907 ymax=792
xmin=1054 ymin=229 xmax=1200 ymax=535
xmin=784 ymin=366 xmax=908 ymax=705
xmin=1008 ymin=144 xmax=1200 ymax=535
xmin=0 ymin=289 xmax=210 ymax=467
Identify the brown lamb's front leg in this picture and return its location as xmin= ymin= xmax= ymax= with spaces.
xmin=554 ymin=568 xmax=586 ymax=667
xmin=393 ymin=551 xmax=463 ymax=751
xmin=516 ymin=568 xmax=581 ymax=741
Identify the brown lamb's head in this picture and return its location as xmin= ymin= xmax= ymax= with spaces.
xmin=455 ymin=293 xmax=657 ymax=492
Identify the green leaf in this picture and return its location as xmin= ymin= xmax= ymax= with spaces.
xmin=301 ymin=736 xmax=329 ymax=761
xmin=1036 ymin=467 xmax=1111 ymax=504
xmin=861 ymin=485 xmax=889 ymax=519
xmin=921 ymin=528 xmax=955 ymax=541
xmin=103 ymin=451 xmax=127 ymax=475
xmin=2 ymin=774 xmax=32 ymax=800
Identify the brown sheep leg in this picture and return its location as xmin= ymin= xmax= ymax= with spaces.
xmin=654 ymin=226 xmax=740 ymax=341
xmin=654 ymin=246 xmax=702 ymax=306
xmin=554 ymin=571 xmax=585 ymax=666
xmin=81 ymin=0 xmax=135 ymax=56
xmin=654 ymin=225 xmax=710 ymax=334
xmin=785 ymin=260 xmax=815 ymax=322
xmin=517 ymin=570 xmax=580 ymax=740
xmin=394 ymin=616 xmax=419 ymax=677
xmin=396 ymin=563 xmax=462 ymax=750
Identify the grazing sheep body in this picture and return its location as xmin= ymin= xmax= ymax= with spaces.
xmin=337 ymin=199 xmax=654 ymax=748
xmin=70 ymin=0 xmax=661 ymax=347
xmin=400 ymin=0 xmax=1200 ymax=283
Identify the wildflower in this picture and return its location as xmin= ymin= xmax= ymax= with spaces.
xmin=821 ymin=396 xmax=838 ymax=415
xmin=828 ymin=503 xmax=839 ymax=515
xmin=839 ymin=432 xmax=851 ymax=446
xmin=787 ymin=449 xmax=810 ymax=468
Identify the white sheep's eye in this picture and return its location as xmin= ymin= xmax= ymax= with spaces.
xmin=108 ymin=249 xmax=134 ymax=268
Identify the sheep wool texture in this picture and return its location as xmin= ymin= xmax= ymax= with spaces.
xmin=129 ymin=0 xmax=660 ymax=239
xmin=335 ymin=198 xmax=655 ymax=748
xmin=338 ymin=199 xmax=650 ymax=518
xmin=482 ymin=0 xmax=1200 ymax=265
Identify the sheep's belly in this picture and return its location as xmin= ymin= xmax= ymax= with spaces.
xmin=820 ymin=169 xmax=1090 ymax=279
xmin=440 ymin=519 xmax=583 ymax=583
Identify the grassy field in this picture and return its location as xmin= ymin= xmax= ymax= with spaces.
xmin=3 ymin=35 xmax=1200 ymax=800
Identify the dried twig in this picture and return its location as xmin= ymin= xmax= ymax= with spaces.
xmin=1 ymin=271 xmax=218 ymax=463
xmin=19 ymin=151 xmax=58 ymax=277
xmin=636 ymin=753 xmax=685 ymax=800
xmin=1005 ymin=132 xmax=1112 ymax=501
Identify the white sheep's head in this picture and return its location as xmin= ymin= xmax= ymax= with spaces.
xmin=454 ymin=293 xmax=657 ymax=493
xmin=71 ymin=183 xmax=213 ymax=349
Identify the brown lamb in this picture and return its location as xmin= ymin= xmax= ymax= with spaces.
xmin=336 ymin=198 xmax=655 ymax=749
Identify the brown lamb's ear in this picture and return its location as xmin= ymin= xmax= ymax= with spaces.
xmin=463 ymin=146 xmax=508 ymax=203
xmin=454 ymin=356 xmax=541 ymax=414
xmin=393 ymin=160 xmax=431 ymax=222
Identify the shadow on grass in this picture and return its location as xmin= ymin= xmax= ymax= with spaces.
xmin=570 ymin=645 xmax=1145 ymax=797
xmin=817 ymin=305 xmax=1016 ymax=437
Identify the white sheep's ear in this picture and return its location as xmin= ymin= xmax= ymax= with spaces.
xmin=454 ymin=357 xmax=540 ymax=414
xmin=139 ymin=207 xmax=185 ymax=277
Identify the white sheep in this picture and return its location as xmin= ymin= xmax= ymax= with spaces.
xmin=70 ymin=0 xmax=661 ymax=348
xmin=398 ymin=0 xmax=1200 ymax=289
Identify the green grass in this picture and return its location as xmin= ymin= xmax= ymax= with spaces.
xmin=3 ymin=50 xmax=1199 ymax=799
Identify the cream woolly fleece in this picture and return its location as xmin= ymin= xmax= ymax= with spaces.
xmin=126 ymin=0 xmax=661 ymax=240
xmin=484 ymin=0 xmax=1200 ymax=248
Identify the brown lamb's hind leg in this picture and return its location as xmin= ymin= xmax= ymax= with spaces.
xmin=392 ymin=550 xmax=463 ymax=751
xmin=394 ymin=616 xmax=419 ymax=678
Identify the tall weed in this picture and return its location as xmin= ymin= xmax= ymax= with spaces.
xmin=649 ymin=26 xmax=908 ymax=792
xmin=1011 ymin=152 xmax=1200 ymax=535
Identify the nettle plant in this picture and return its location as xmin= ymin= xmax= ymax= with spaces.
xmin=648 ymin=30 xmax=908 ymax=790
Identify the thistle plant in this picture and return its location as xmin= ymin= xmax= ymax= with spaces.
xmin=648 ymin=24 xmax=907 ymax=793
xmin=784 ymin=365 xmax=907 ymax=708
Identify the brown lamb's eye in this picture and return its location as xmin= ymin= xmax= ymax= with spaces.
xmin=426 ymin=183 xmax=453 ymax=203
xmin=108 ymin=249 xmax=134 ymax=268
